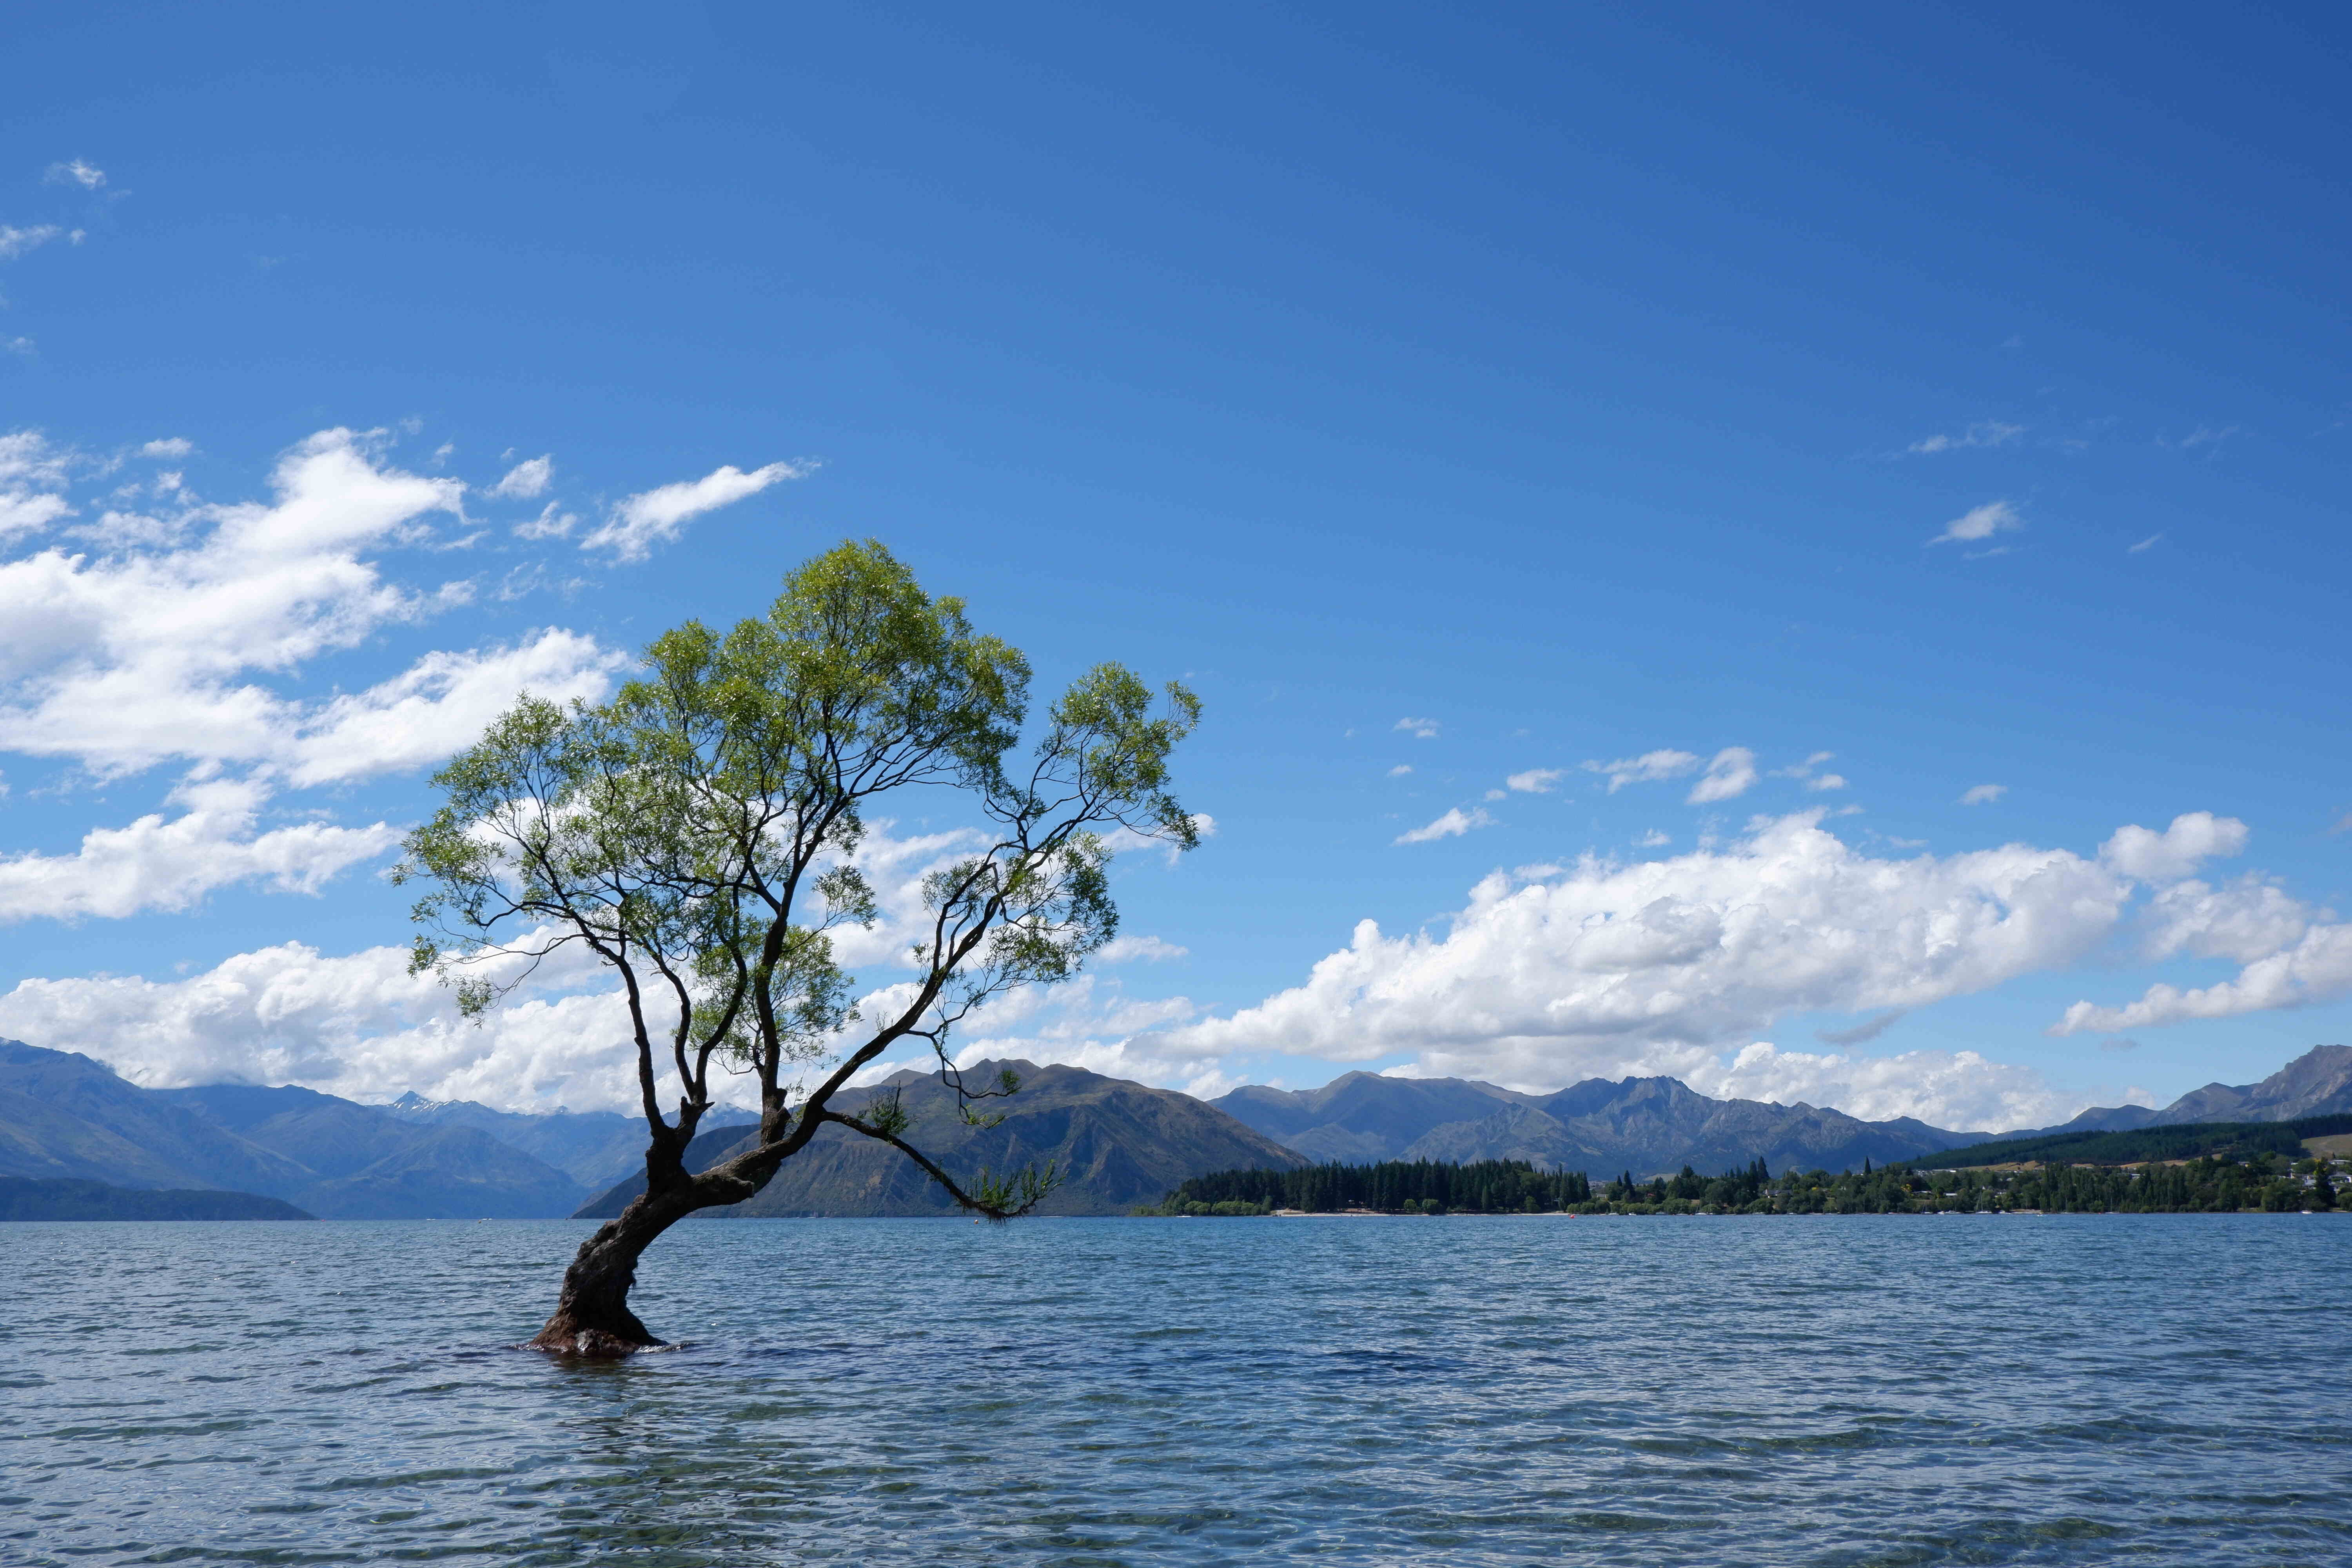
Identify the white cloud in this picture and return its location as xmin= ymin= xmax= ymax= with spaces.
xmin=1637 ymin=829 xmax=1670 ymax=848
xmin=1686 ymin=746 xmax=1757 ymax=804
xmin=44 ymin=160 xmax=105 ymax=190
xmin=489 ymin=454 xmax=552 ymax=499
xmin=1506 ymin=767 xmax=1565 ymax=794
xmin=2098 ymin=810 xmax=2247 ymax=883
xmin=1584 ymin=749 xmax=1700 ymax=793
xmin=0 ymin=778 xmax=395 ymax=924
xmin=139 ymin=437 xmax=194 ymax=459
xmin=2139 ymin=875 xmax=2312 ymax=964
xmin=1697 ymin=1042 xmax=2064 ymax=1130
xmin=0 ymin=430 xmax=74 ymax=544
xmin=0 ymin=428 xmax=619 ymax=780
xmin=514 ymin=501 xmax=577 ymax=540
xmin=581 ymin=460 xmax=804 ymax=561
xmin=1931 ymin=499 xmax=2024 ymax=546
xmin=4 ymin=337 xmax=33 ymax=359
xmin=1907 ymin=422 xmax=2024 ymax=455
xmin=2053 ymin=922 xmax=2352 ymax=1035
xmin=0 ymin=819 xmax=1210 ymax=1111
xmin=1387 ymin=764 xmax=1412 ymax=777
xmin=1958 ymin=784 xmax=2006 ymax=806
xmin=1098 ymin=934 xmax=1189 ymax=964
xmin=2129 ymin=533 xmax=2163 ymax=554
xmin=0 ymin=937 xmax=649 ymax=1111
xmin=1805 ymin=773 xmax=1847 ymax=792
xmin=1394 ymin=716 xmax=1440 ymax=740
xmin=1395 ymin=806 xmax=1494 ymax=844
xmin=285 ymin=630 xmax=627 ymax=786
xmin=0 ymin=225 xmax=65 ymax=261
xmin=1149 ymin=809 xmax=2252 ymax=1112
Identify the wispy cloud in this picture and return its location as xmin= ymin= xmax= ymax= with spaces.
xmin=1958 ymin=784 xmax=2007 ymax=806
xmin=1394 ymin=716 xmax=1440 ymax=740
xmin=1386 ymin=763 xmax=1412 ymax=777
xmin=1931 ymin=499 xmax=2024 ymax=546
xmin=0 ymin=225 xmax=65 ymax=261
xmin=1816 ymin=1009 xmax=1906 ymax=1046
xmin=139 ymin=437 xmax=194 ymax=459
xmin=1687 ymin=746 xmax=1757 ymax=804
xmin=1505 ymin=767 xmax=1565 ymax=794
xmin=1637 ymin=829 xmax=1670 ymax=848
xmin=1773 ymin=751 xmax=1845 ymax=791
xmin=1395 ymin=806 xmax=1493 ymax=844
xmin=1584 ymin=749 xmax=1700 ymax=793
xmin=2174 ymin=424 xmax=2238 ymax=452
xmin=2129 ymin=533 xmax=2163 ymax=554
xmin=488 ymin=454 xmax=552 ymax=499
xmin=582 ymin=459 xmax=805 ymax=562
xmin=43 ymin=159 xmax=106 ymax=190
xmin=1907 ymin=421 xmax=2024 ymax=455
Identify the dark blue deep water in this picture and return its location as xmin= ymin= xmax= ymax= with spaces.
xmin=4 ymin=1214 xmax=2349 ymax=1565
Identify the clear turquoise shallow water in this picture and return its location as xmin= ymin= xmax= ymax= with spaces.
xmin=3 ymin=1214 xmax=2348 ymax=1566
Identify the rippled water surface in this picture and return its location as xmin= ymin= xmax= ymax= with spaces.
xmin=5 ymin=1215 xmax=2349 ymax=1565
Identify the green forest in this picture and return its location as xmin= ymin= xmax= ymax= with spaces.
xmin=1927 ymin=1112 xmax=2352 ymax=1170
xmin=1152 ymin=1148 xmax=2345 ymax=1216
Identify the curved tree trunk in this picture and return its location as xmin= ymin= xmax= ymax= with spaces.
xmin=529 ymin=1187 xmax=698 ymax=1357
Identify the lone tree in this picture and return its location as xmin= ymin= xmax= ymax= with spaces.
xmin=398 ymin=541 xmax=1199 ymax=1356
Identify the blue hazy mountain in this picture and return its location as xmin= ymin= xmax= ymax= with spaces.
xmin=577 ymin=1060 xmax=1309 ymax=1218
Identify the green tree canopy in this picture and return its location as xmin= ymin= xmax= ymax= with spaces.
xmin=398 ymin=539 xmax=1200 ymax=1353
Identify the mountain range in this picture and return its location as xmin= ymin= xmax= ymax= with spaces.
xmin=1211 ymin=1045 xmax=2352 ymax=1179
xmin=0 ymin=1038 xmax=751 ymax=1219
xmin=3 ymin=1031 xmax=2346 ymax=1219
xmin=577 ymin=1059 xmax=1306 ymax=1218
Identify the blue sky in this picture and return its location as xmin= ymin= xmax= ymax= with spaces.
xmin=3 ymin=2 xmax=2348 ymax=1127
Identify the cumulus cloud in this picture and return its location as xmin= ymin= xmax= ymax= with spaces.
xmin=44 ymin=160 xmax=105 ymax=189
xmin=1396 ymin=806 xmax=1494 ymax=844
xmin=1387 ymin=764 xmax=1412 ymax=777
xmin=2098 ymin=810 xmax=2247 ymax=883
xmin=1931 ymin=499 xmax=2024 ymax=546
xmin=489 ymin=454 xmax=553 ymax=499
xmin=1394 ymin=717 xmax=1440 ymax=740
xmin=1696 ymin=1042 xmax=2063 ymax=1130
xmin=1636 ymin=829 xmax=1670 ymax=848
xmin=140 ymin=437 xmax=194 ymax=459
xmin=0 ymin=938 xmax=648 ymax=1110
xmin=285 ymin=630 xmax=626 ymax=786
xmin=1584 ymin=749 xmax=1700 ymax=793
xmin=1147 ymin=810 xmax=2254 ymax=1112
xmin=1686 ymin=746 xmax=1757 ymax=804
xmin=2052 ymin=922 xmax=2352 ymax=1035
xmin=0 ymin=820 xmax=1204 ymax=1110
xmin=1506 ymin=767 xmax=1565 ymax=793
xmin=0 ymin=430 xmax=74 ymax=543
xmin=1959 ymin=784 xmax=2007 ymax=806
xmin=581 ymin=459 xmax=804 ymax=561
xmin=0 ymin=428 xmax=620 ymax=779
xmin=0 ymin=778 xmax=396 ymax=924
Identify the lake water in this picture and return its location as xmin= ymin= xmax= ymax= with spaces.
xmin=4 ymin=1214 xmax=2348 ymax=1566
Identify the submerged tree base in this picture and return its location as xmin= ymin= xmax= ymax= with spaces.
xmin=529 ymin=1300 xmax=664 ymax=1359
xmin=529 ymin=1323 xmax=665 ymax=1359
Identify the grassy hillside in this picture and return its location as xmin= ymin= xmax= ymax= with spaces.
xmin=1924 ymin=1113 xmax=2352 ymax=1169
